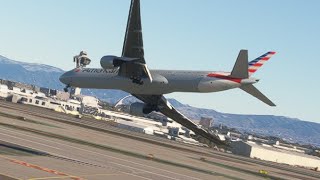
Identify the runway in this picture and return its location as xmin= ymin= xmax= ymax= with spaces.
xmin=0 ymin=101 xmax=319 ymax=180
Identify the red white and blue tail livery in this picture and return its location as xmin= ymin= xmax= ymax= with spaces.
xmin=248 ymin=51 xmax=276 ymax=76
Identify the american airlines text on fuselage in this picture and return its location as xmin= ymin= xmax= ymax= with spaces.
xmin=76 ymin=68 xmax=119 ymax=74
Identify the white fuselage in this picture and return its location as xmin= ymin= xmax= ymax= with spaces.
xmin=60 ymin=68 xmax=257 ymax=95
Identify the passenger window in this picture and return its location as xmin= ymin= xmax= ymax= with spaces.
xmin=42 ymin=102 xmax=45 ymax=106
xmin=29 ymin=99 xmax=32 ymax=103
xmin=35 ymin=100 xmax=39 ymax=104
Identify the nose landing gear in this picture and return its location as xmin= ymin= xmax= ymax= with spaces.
xmin=64 ymin=84 xmax=70 ymax=92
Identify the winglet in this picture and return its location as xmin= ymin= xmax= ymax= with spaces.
xmin=230 ymin=50 xmax=249 ymax=79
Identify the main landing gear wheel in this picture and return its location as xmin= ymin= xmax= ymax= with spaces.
xmin=132 ymin=79 xmax=144 ymax=85
xmin=131 ymin=76 xmax=144 ymax=85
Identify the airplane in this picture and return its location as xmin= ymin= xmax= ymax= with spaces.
xmin=59 ymin=0 xmax=276 ymax=145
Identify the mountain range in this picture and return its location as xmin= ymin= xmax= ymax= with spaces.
xmin=0 ymin=54 xmax=319 ymax=146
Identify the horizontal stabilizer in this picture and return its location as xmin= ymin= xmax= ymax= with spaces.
xmin=230 ymin=50 xmax=249 ymax=79
xmin=240 ymin=84 xmax=276 ymax=106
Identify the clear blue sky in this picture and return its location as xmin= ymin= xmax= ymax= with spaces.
xmin=0 ymin=0 xmax=319 ymax=123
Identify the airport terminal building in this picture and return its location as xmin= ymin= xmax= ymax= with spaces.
xmin=232 ymin=141 xmax=320 ymax=171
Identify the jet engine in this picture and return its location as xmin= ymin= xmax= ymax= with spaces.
xmin=100 ymin=55 xmax=141 ymax=69
xmin=100 ymin=55 xmax=119 ymax=69
xmin=129 ymin=102 xmax=156 ymax=116
xmin=101 ymin=55 xmax=142 ymax=69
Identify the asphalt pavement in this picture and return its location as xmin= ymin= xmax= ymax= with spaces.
xmin=0 ymin=100 xmax=319 ymax=180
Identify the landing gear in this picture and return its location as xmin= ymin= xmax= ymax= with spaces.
xmin=142 ymin=105 xmax=157 ymax=114
xmin=131 ymin=76 xmax=144 ymax=85
xmin=64 ymin=84 xmax=70 ymax=92
xmin=132 ymin=79 xmax=144 ymax=85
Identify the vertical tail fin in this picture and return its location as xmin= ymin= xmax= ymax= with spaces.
xmin=230 ymin=50 xmax=249 ymax=79
xmin=248 ymin=51 xmax=276 ymax=76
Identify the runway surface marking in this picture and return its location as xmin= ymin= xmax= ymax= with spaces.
xmin=0 ymin=155 xmax=82 ymax=180
xmin=83 ymin=172 xmax=150 ymax=180
xmin=0 ymin=131 xmax=60 ymax=150
xmin=28 ymin=172 xmax=152 ymax=180
xmin=28 ymin=172 xmax=153 ymax=180
xmin=0 ymin=126 xmax=202 ymax=180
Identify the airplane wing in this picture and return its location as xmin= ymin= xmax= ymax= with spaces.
xmin=122 ymin=0 xmax=144 ymax=63
xmin=119 ymin=0 xmax=152 ymax=83
xmin=132 ymin=94 xmax=227 ymax=146
xmin=120 ymin=1 xmax=225 ymax=146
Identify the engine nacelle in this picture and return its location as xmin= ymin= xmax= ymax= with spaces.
xmin=101 ymin=56 xmax=141 ymax=69
xmin=100 ymin=55 xmax=119 ymax=69
xmin=129 ymin=102 xmax=155 ymax=116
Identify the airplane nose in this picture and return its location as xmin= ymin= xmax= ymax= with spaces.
xmin=59 ymin=72 xmax=71 ymax=85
